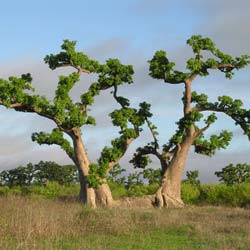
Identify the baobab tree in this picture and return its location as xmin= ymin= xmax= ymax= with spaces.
xmin=131 ymin=35 xmax=250 ymax=207
xmin=0 ymin=40 xmax=151 ymax=207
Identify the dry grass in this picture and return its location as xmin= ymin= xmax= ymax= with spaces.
xmin=0 ymin=196 xmax=250 ymax=250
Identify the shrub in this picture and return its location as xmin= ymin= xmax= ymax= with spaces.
xmin=181 ymin=183 xmax=200 ymax=204
xmin=199 ymin=183 xmax=250 ymax=207
xmin=108 ymin=181 xmax=127 ymax=199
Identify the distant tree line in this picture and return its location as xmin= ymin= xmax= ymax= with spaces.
xmin=0 ymin=161 xmax=78 ymax=187
xmin=0 ymin=161 xmax=250 ymax=188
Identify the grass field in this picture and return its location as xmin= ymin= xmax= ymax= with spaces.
xmin=0 ymin=196 xmax=250 ymax=250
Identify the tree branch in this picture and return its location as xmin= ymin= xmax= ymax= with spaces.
xmin=32 ymin=129 xmax=75 ymax=162
xmin=106 ymin=137 xmax=135 ymax=173
xmin=194 ymin=124 xmax=210 ymax=139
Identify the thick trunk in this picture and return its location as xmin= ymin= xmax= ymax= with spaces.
xmin=154 ymin=138 xmax=192 ymax=208
xmin=71 ymin=128 xmax=113 ymax=208
xmin=95 ymin=180 xmax=114 ymax=207
xmin=78 ymin=169 xmax=96 ymax=208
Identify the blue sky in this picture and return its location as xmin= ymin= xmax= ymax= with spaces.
xmin=1 ymin=0 xmax=250 ymax=182
xmin=0 ymin=0 xmax=201 ymax=59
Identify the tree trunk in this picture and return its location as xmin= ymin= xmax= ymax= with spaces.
xmin=78 ymin=169 xmax=96 ymax=208
xmin=95 ymin=180 xmax=114 ymax=207
xmin=154 ymin=138 xmax=192 ymax=208
xmin=71 ymin=128 xmax=113 ymax=208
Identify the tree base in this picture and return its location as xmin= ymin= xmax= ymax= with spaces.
xmin=153 ymin=188 xmax=184 ymax=208
xmin=95 ymin=183 xmax=114 ymax=207
xmin=78 ymin=183 xmax=114 ymax=208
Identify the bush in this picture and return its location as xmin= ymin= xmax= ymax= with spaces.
xmin=181 ymin=183 xmax=200 ymax=204
xmin=0 ymin=182 xmax=80 ymax=199
xmin=0 ymin=181 xmax=249 ymax=208
xmin=0 ymin=186 xmax=9 ymax=196
xmin=108 ymin=181 xmax=127 ymax=199
xmin=199 ymin=183 xmax=250 ymax=207
xmin=127 ymin=183 xmax=159 ymax=197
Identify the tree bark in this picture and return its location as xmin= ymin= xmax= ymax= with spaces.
xmin=71 ymin=128 xmax=113 ymax=208
xmin=153 ymin=79 xmax=195 ymax=208
xmin=154 ymin=137 xmax=193 ymax=208
xmin=95 ymin=180 xmax=114 ymax=207
xmin=78 ymin=169 xmax=96 ymax=207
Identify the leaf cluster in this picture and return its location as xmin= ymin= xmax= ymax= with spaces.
xmin=0 ymin=74 xmax=33 ymax=107
xmin=186 ymin=35 xmax=250 ymax=78
xmin=148 ymin=50 xmax=188 ymax=83
xmin=194 ymin=130 xmax=233 ymax=156
xmin=44 ymin=40 xmax=99 ymax=72
xmin=31 ymin=129 xmax=74 ymax=160
xmin=183 ymin=170 xmax=200 ymax=186
xmin=192 ymin=92 xmax=250 ymax=139
xmin=149 ymin=35 xmax=250 ymax=84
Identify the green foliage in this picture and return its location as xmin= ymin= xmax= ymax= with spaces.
xmin=194 ymin=130 xmax=233 ymax=156
xmin=199 ymin=183 xmax=250 ymax=207
xmin=163 ymin=110 xmax=204 ymax=152
xmin=32 ymin=161 xmax=78 ymax=185
xmin=1 ymin=178 xmax=249 ymax=208
xmin=0 ymin=161 xmax=78 ymax=187
xmin=126 ymin=183 xmax=159 ymax=197
xmin=44 ymin=40 xmax=100 ymax=72
xmin=107 ymin=181 xmax=127 ymax=199
xmin=150 ymin=35 xmax=250 ymax=83
xmin=0 ymin=40 xmax=144 ymax=192
xmin=125 ymin=172 xmax=143 ymax=189
xmin=32 ymin=129 xmax=74 ymax=159
xmin=215 ymin=163 xmax=250 ymax=185
xmin=0 ymin=182 xmax=80 ymax=199
xmin=186 ymin=35 xmax=250 ymax=78
xmin=181 ymin=183 xmax=200 ymax=204
xmin=148 ymin=50 xmax=188 ymax=83
xmin=181 ymin=183 xmax=250 ymax=207
xmin=87 ymin=100 xmax=153 ymax=187
xmin=142 ymin=168 xmax=161 ymax=184
xmin=107 ymin=164 xmax=126 ymax=185
xmin=0 ymin=74 xmax=34 ymax=107
xmin=0 ymin=165 xmax=33 ymax=187
xmin=145 ymin=35 xmax=250 ymax=178
xmin=183 ymin=170 xmax=200 ymax=186
xmin=193 ymin=94 xmax=250 ymax=139
xmin=130 ymin=145 xmax=153 ymax=169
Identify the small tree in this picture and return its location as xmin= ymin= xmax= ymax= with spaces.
xmin=183 ymin=170 xmax=200 ymax=186
xmin=131 ymin=35 xmax=250 ymax=207
xmin=107 ymin=164 xmax=126 ymax=185
xmin=215 ymin=163 xmax=250 ymax=185
xmin=142 ymin=168 xmax=161 ymax=185
xmin=125 ymin=172 xmax=143 ymax=190
xmin=0 ymin=40 xmax=151 ymax=207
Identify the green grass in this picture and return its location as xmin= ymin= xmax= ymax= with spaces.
xmin=0 ymin=196 xmax=250 ymax=250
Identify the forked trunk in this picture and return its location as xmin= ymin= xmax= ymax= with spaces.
xmin=154 ymin=138 xmax=192 ymax=208
xmin=78 ymin=175 xmax=113 ymax=207
xmin=72 ymin=128 xmax=113 ymax=208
